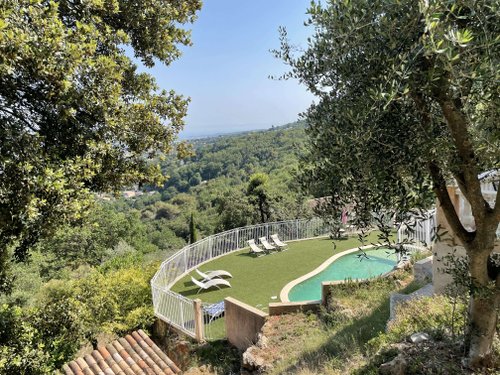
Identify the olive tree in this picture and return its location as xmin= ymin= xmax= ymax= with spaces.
xmin=0 ymin=0 xmax=201 ymax=291
xmin=277 ymin=0 xmax=499 ymax=367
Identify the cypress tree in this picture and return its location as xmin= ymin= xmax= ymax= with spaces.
xmin=189 ymin=213 xmax=198 ymax=244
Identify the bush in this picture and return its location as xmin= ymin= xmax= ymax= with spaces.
xmin=0 ymin=305 xmax=53 ymax=374
xmin=367 ymin=295 xmax=467 ymax=353
xmin=9 ymin=262 xmax=161 ymax=368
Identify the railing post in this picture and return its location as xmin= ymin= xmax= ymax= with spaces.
xmin=193 ymin=299 xmax=204 ymax=342
xmin=209 ymin=236 xmax=213 ymax=259
xmin=425 ymin=218 xmax=430 ymax=245
xmin=179 ymin=298 xmax=185 ymax=328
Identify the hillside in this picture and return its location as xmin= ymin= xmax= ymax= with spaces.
xmin=0 ymin=120 xmax=318 ymax=373
xmin=110 ymin=120 xmax=312 ymax=243
xmin=2 ymin=121 xmax=312 ymax=305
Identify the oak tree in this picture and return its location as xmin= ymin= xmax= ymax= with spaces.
xmin=0 ymin=0 xmax=202 ymax=291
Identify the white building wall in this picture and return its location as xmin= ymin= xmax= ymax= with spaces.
xmin=433 ymin=182 xmax=499 ymax=294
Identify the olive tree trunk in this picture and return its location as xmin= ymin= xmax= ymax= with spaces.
xmin=433 ymin=170 xmax=499 ymax=368
xmin=466 ymin=247 xmax=500 ymax=367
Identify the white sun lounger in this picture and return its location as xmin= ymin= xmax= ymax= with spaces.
xmin=191 ymin=276 xmax=231 ymax=293
xmin=259 ymin=237 xmax=276 ymax=253
xmin=248 ymin=239 xmax=266 ymax=256
xmin=195 ymin=268 xmax=233 ymax=282
xmin=271 ymin=234 xmax=288 ymax=250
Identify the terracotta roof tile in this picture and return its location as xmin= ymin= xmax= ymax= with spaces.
xmin=63 ymin=331 xmax=180 ymax=375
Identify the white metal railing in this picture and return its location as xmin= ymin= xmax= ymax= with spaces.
xmin=153 ymin=209 xmax=458 ymax=339
xmin=397 ymin=210 xmax=436 ymax=247
xmin=151 ymin=217 xmax=333 ymax=339
xmin=152 ymin=286 xmax=195 ymax=333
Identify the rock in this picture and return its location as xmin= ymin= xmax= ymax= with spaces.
xmin=410 ymin=332 xmax=430 ymax=343
xmin=184 ymin=364 xmax=214 ymax=374
xmin=167 ymin=340 xmax=191 ymax=370
xmin=242 ymin=346 xmax=273 ymax=373
xmin=256 ymin=333 xmax=268 ymax=349
xmin=379 ymin=353 xmax=407 ymax=375
xmin=389 ymin=342 xmax=410 ymax=351
xmin=414 ymin=256 xmax=433 ymax=282
xmin=242 ymin=347 xmax=265 ymax=370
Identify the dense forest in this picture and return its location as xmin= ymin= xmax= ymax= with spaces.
xmin=1 ymin=121 xmax=314 ymax=372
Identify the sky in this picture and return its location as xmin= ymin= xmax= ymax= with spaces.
xmin=136 ymin=0 xmax=315 ymax=138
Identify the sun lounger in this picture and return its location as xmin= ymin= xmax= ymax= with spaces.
xmin=271 ymin=234 xmax=288 ymax=250
xmin=259 ymin=236 xmax=276 ymax=253
xmin=191 ymin=276 xmax=231 ymax=293
xmin=248 ymin=239 xmax=266 ymax=256
xmin=203 ymin=301 xmax=225 ymax=323
xmin=195 ymin=268 xmax=232 ymax=282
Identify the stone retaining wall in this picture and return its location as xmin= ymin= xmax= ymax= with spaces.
xmin=225 ymin=297 xmax=268 ymax=350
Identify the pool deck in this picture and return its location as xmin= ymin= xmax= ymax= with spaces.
xmin=280 ymin=245 xmax=376 ymax=302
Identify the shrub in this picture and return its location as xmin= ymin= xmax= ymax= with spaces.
xmin=0 ymin=305 xmax=53 ymax=374
xmin=20 ymin=262 xmax=160 ymax=367
xmin=367 ymin=295 xmax=467 ymax=353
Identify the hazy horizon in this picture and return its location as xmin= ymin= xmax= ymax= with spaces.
xmin=178 ymin=120 xmax=301 ymax=140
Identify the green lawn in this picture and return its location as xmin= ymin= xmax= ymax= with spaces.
xmin=171 ymin=232 xmax=384 ymax=310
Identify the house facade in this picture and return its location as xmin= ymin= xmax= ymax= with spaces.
xmin=433 ymin=171 xmax=499 ymax=294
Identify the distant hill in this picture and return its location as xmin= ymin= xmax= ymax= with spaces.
xmin=179 ymin=121 xmax=305 ymax=140
xmin=114 ymin=119 xmax=312 ymax=239
xmin=160 ymin=120 xmax=307 ymax=194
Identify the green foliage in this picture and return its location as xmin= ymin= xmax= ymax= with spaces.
xmin=359 ymin=296 xmax=476 ymax=375
xmin=277 ymin=0 xmax=498 ymax=229
xmin=154 ymin=202 xmax=181 ymax=220
xmin=37 ymin=204 xmax=159 ymax=278
xmin=0 ymin=261 xmax=158 ymax=371
xmin=193 ymin=340 xmax=241 ymax=374
xmin=247 ymin=173 xmax=272 ymax=222
xmin=278 ymin=1 xmax=499 ymax=363
xmin=0 ymin=306 xmax=52 ymax=374
xmin=0 ymin=0 xmax=202 ymax=291
xmin=389 ymin=296 xmax=466 ymax=341
xmin=112 ymin=122 xmax=313 ymax=235
xmin=215 ymin=189 xmax=254 ymax=231
xmin=189 ymin=212 xmax=198 ymax=244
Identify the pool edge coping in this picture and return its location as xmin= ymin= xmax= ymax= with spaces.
xmin=280 ymin=244 xmax=376 ymax=302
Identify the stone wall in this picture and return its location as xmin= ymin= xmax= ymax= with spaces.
xmin=225 ymin=297 xmax=268 ymax=351
xmin=414 ymin=256 xmax=433 ymax=282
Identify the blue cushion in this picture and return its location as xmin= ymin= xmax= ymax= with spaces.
xmin=204 ymin=301 xmax=225 ymax=317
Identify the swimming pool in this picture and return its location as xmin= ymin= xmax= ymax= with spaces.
xmin=287 ymin=247 xmax=397 ymax=302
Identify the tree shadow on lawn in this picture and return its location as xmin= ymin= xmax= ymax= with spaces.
xmin=179 ymin=283 xmax=232 ymax=298
xmin=279 ymin=296 xmax=392 ymax=374
xmin=236 ymin=251 xmax=258 ymax=258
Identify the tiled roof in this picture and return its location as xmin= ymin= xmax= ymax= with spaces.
xmin=62 ymin=329 xmax=181 ymax=375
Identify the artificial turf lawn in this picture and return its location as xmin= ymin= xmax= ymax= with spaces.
xmin=171 ymin=231 xmax=384 ymax=311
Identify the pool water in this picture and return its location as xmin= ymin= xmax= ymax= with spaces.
xmin=288 ymin=248 xmax=397 ymax=301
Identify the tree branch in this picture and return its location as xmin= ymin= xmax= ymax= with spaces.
xmin=429 ymin=161 xmax=474 ymax=244
xmin=0 ymin=106 xmax=39 ymax=132
xmin=436 ymin=92 xmax=488 ymax=226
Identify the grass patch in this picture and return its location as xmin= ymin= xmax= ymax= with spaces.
xmin=171 ymin=233 xmax=383 ymax=339
xmin=172 ymin=232 xmax=383 ymax=309
xmin=241 ymin=274 xmax=499 ymax=375
xmin=250 ymin=270 xmax=419 ymax=374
